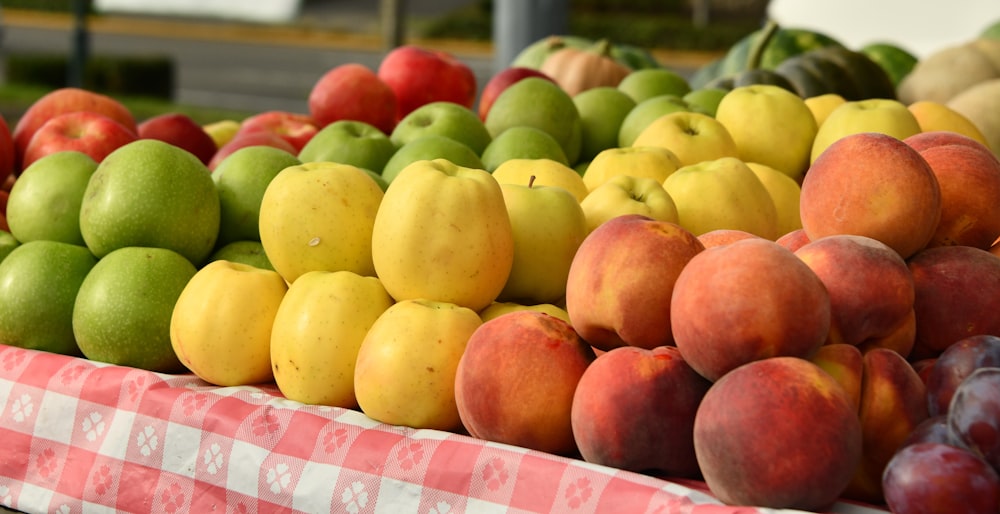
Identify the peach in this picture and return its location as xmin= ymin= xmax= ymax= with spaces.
xmin=671 ymin=238 xmax=831 ymax=381
xmin=904 ymin=133 xmax=1000 ymax=250
xmin=794 ymin=234 xmax=916 ymax=352
xmin=693 ymin=356 xmax=862 ymax=510
xmin=842 ymin=347 xmax=929 ymax=504
xmin=775 ymin=227 xmax=811 ymax=252
xmin=799 ymin=132 xmax=941 ymax=259
xmin=811 ymin=343 xmax=864 ymax=411
xmin=570 ymin=345 xmax=711 ymax=478
xmin=908 ymin=245 xmax=1000 ymax=359
xmin=454 ymin=310 xmax=596 ymax=456
xmin=904 ymin=129 xmax=998 ymax=154
xmin=696 ymin=228 xmax=761 ymax=249
xmin=565 ymin=214 xmax=704 ymax=351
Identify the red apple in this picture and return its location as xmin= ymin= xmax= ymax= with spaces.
xmin=138 ymin=112 xmax=218 ymax=165
xmin=21 ymin=111 xmax=138 ymax=169
xmin=207 ymin=129 xmax=297 ymax=171
xmin=236 ymin=110 xmax=319 ymax=154
xmin=0 ymin=114 xmax=15 ymax=185
xmin=477 ymin=66 xmax=555 ymax=121
xmin=309 ymin=63 xmax=398 ymax=135
xmin=12 ymin=87 xmax=136 ymax=172
xmin=378 ymin=45 xmax=477 ymax=122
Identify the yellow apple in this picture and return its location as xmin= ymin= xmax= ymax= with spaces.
xmin=259 ymin=161 xmax=383 ymax=283
xmin=354 ymin=298 xmax=482 ymax=431
xmin=202 ymin=119 xmax=241 ymax=149
xmin=715 ymin=85 xmax=818 ymax=183
xmin=497 ymin=178 xmax=588 ymax=305
xmin=804 ymin=93 xmax=847 ymax=128
xmin=270 ymin=270 xmax=395 ymax=408
xmin=169 ymin=260 xmax=288 ymax=386
xmin=581 ymin=145 xmax=683 ymax=192
xmin=491 ymin=157 xmax=589 ymax=203
xmin=745 ymin=161 xmax=803 ymax=239
xmin=479 ymin=301 xmax=571 ymax=323
xmin=631 ymin=111 xmax=739 ymax=167
xmin=663 ymin=156 xmax=779 ymax=239
xmin=371 ymin=158 xmax=514 ymax=312
xmin=579 ymin=174 xmax=679 ymax=234
xmin=907 ymin=100 xmax=991 ymax=148
xmin=811 ymin=99 xmax=922 ymax=163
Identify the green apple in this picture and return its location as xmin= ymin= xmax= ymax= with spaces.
xmin=0 ymin=240 xmax=97 ymax=355
xmin=683 ymin=87 xmax=728 ymax=117
xmin=582 ymin=146 xmax=682 ymax=192
xmin=297 ymin=119 xmax=398 ymax=173
xmin=380 ymin=135 xmax=485 ymax=184
xmin=79 ymin=139 xmax=221 ymax=266
xmin=214 ymin=145 xmax=301 ymax=247
xmin=391 ymin=101 xmax=492 ymax=156
xmin=632 ymin=111 xmax=740 ymax=167
xmin=480 ymin=125 xmax=568 ymax=172
xmin=497 ymin=178 xmax=588 ymax=304
xmin=579 ymin=174 xmax=679 ymax=233
xmin=6 ymin=150 xmax=98 ymax=245
xmin=484 ymin=76 xmax=583 ymax=165
xmin=714 ymin=84 xmax=819 ymax=183
xmin=617 ymin=68 xmax=692 ymax=104
xmin=810 ymin=98 xmax=922 ymax=163
xmin=259 ymin=162 xmax=384 ymax=283
xmin=73 ymin=246 xmax=196 ymax=372
xmin=618 ymin=94 xmax=691 ymax=147
xmin=0 ymin=230 xmax=19 ymax=263
xmin=573 ymin=86 xmax=637 ymax=163
xmin=663 ymin=156 xmax=779 ymax=239
xmin=208 ymin=240 xmax=274 ymax=270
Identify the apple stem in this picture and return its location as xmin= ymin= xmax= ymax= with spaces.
xmin=528 ymin=175 xmax=537 ymax=188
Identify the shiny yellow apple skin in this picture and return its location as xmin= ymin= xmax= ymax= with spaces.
xmin=491 ymin=157 xmax=589 ymax=203
xmin=582 ymin=146 xmax=682 ymax=192
xmin=354 ymin=299 xmax=483 ymax=431
xmin=579 ymin=174 xmax=679 ymax=234
xmin=270 ymin=270 xmax=394 ymax=408
xmin=371 ymin=158 xmax=514 ymax=311
xmin=259 ymin=161 xmax=383 ymax=283
xmin=170 ymin=260 xmax=288 ymax=386
xmin=811 ymin=99 xmax=922 ymax=163
xmin=663 ymin=156 xmax=779 ymax=239
xmin=497 ymin=179 xmax=588 ymax=305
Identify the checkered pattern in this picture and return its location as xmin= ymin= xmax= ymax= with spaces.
xmin=0 ymin=344 xmax=887 ymax=513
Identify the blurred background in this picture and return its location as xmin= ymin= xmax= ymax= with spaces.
xmin=0 ymin=0 xmax=998 ymax=126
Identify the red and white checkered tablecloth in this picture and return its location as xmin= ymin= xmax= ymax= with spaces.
xmin=0 ymin=344 xmax=888 ymax=514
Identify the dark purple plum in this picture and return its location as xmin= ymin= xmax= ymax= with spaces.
xmin=947 ymin=366 xmax=1000 ymax=471
xmin=882 ymin=442 xmax=1000 ymax=514
xmin=926 ymin=334 xmax=1000 ymax=416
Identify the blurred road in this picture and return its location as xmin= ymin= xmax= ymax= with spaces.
xmin=0 ymin=3 xmax=495 ymax=114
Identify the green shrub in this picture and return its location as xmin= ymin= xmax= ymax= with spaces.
xmin=5 ymin=53 xmax=175 ymax=100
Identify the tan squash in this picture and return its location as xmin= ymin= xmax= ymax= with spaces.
xmin=947 ymin=77 xmax=1000 ymax=159
xmin=897 ymin=38 xmax=1000 ymax=104
xmin=540 ymin=39 xmax=632 ymax=96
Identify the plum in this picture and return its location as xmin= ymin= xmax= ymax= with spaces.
xmin=925 ymin=334 xmax=1000 ymax=416
xmin=947 ymin=366 xmax=1000 ymax=471
xmin=901 ymin=414 xmax=959 ymax=448
xmin=882 ymin=442 xmax=1000 ymax=514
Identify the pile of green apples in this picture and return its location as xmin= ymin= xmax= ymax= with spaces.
xmin=3 ymin=35 xmax=1000 ymax=514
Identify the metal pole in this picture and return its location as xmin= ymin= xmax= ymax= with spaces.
xmin=381 ymin=0 xmax=406 ymax=50
xmin=493 ymin=0 xmax=569 ymax=72
xmin=68 ymin=0 xmax=90 ymax=88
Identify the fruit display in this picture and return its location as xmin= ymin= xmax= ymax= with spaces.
xmin=4 ymin=18 xmax=1000 ymax=514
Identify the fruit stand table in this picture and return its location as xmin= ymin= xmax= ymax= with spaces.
xmin=0 ymin=344 xmax=888 ymax=514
